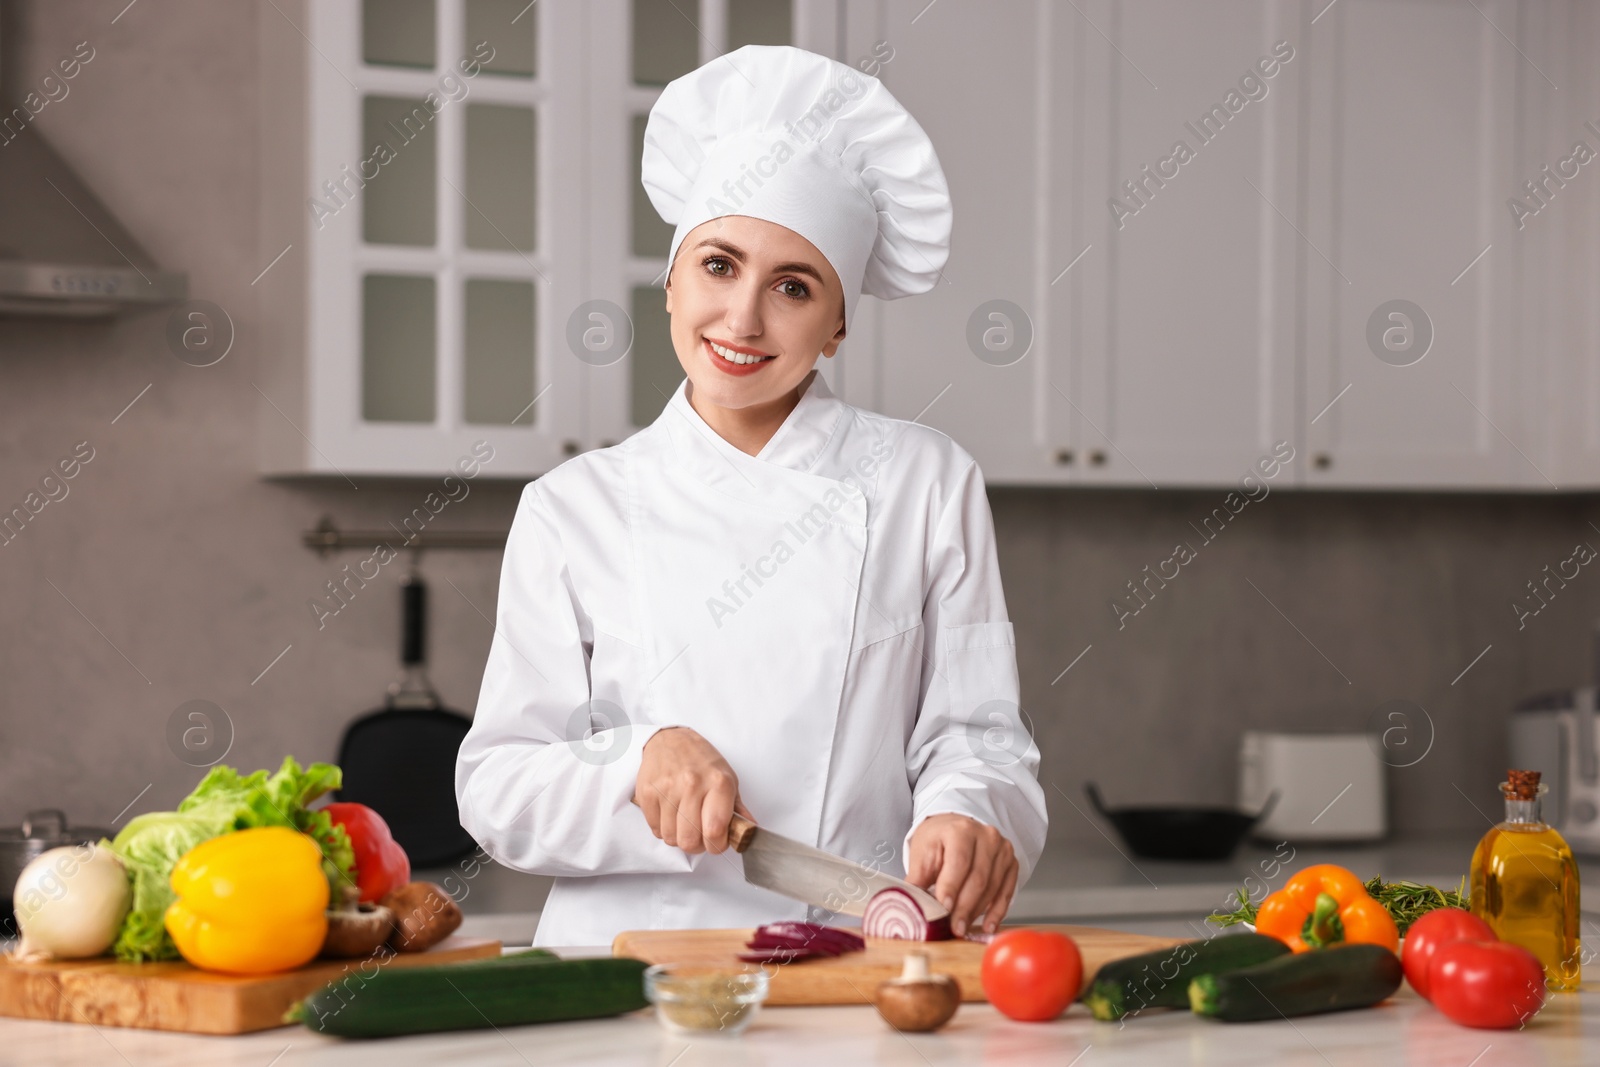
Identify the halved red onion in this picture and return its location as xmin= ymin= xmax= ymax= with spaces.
xmin=861 ymin=887 xmax=953 ymax=941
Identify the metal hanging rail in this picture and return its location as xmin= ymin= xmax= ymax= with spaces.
xmin=301 ymin=515 xmax=508 ymax=558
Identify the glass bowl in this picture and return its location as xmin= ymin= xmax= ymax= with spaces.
xmin=643 ymin=963 xmax=769 ymax=1036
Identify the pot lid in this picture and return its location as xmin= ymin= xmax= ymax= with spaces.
xmin=0 ymin=809 xmax=113 ymax=846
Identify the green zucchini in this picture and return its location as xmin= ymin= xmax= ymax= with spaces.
xmin=289 ymin=952 xmax=649 ymax=1037
xmin=1083 ymin=933 xmax=1292 ymax=1021
xmin=1188 ymin=943 xmax=1403 ymax=1022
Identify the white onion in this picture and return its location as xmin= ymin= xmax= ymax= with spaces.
xmin=12 ymin=844 xmax=132 ymax=960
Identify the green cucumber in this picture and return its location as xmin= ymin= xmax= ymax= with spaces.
xmin=290 ymin=953 xmax=649 ymax=1037
xmin=1188 ymin=943 xmax=1403 ymax=1022
xmin=1083 ymin=933 xmax=1292 ymax=1021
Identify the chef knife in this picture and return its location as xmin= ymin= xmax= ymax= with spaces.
xmin=726 ymin=813 xmax=949 ymax=921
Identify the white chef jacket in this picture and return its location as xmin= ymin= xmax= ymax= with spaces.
xmin=456 ymin=368 xmax=1047 ymax=947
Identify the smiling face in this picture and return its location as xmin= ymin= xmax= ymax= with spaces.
xmin=664 ymin=215 xmax=848 ymax=416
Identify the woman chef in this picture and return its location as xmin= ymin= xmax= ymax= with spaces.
xmin=456 ymin=45 xmax=1047 ymax=949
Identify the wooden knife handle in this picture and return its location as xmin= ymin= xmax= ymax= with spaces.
xmin=728 ymin=813 xmax=758 ymax=853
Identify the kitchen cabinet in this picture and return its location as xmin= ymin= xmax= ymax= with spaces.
xmin=844 ymin=0 xmax=1302 ymax=487
xmin=258 ymin=0 xmax=599 ymax=479
xmin=1297 ymin=0 xmax=1600 ymax=490
xmin=1299 ymin=0 xmax=1523 ymax=488
xmin=259 ymin=0 xmax=1598 ymax=488
xmin=1062 ymin=0 xmax=1300 ymax=488
xmin=829 ymin=0 xmax=1066 ymax=484
xmin=1523 ymin=0 xmax=1600 ymax=490
xmin=846 ymin=0 xmax=1593 ymax=489
xmin=257 ymin=0 xmax=838 ymax=478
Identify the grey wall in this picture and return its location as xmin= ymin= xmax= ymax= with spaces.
xmin=998 ymin=487 xmax=1600 ymax=842
xmin=3 ymin=1 xmax=1596 ymax=850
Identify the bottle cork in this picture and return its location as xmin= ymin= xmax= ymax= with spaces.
xmin=1505 ymin=769 xmax=1541 ymax=800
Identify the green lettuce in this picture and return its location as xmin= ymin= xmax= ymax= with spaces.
xmin=107 ymin=756 xmax=355 ymax=961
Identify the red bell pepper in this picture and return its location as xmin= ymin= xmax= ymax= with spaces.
xmin=324 ymin=802 xmax=411 ymax=904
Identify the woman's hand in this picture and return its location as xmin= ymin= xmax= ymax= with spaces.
xmin=633 ymin=726 xmax=754 ymax=854
xmin=906 ymin=814 xmax=1019 ymax=937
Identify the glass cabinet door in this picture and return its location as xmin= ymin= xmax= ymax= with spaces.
xmin=294 ymin=1 xmax=824 ymax=473
xmin=305 ymin=0 xmax=580 ymax=474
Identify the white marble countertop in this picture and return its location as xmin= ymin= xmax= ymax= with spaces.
xmin=3 ymin=956 xmax=1594 ymax=1067
xmin=6 ymin=834 xmax=1597 ymax=1064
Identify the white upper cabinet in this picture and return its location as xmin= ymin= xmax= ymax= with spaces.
xmin=851 ymin=0 xmax=1302 ymax=487
xmin=1066 ymin=0 xmax=1300 ymax=488
xmin=842 ymin=0 xmax=1064 ymax=484
xmin=1300 ymin=0 xmax=1522 ymax=488
xmin=1520 ymin=0 xmax=1600 ymax=489
xmin=258 ymin=0 xmax=586 ymax=479
xmin=259 ymin=0 xmax=1597 ymax=489
xmin=848 ymin=0 xmax=1589 ymax=490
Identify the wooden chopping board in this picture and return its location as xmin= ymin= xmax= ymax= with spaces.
xmin=0 ymin=936 xmax=501 ymax=1034
xmin=612 ymin=926 xmax=1179 ymax=1006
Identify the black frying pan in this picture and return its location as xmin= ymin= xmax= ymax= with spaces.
xmin=1085 ymin=782 xmax=1278 ymax=862
xmin=335 ymin=567 xmax=479 ymax=868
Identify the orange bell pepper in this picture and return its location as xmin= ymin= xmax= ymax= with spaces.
xmin=1255 ymin=864 xmax=1399 ymax=953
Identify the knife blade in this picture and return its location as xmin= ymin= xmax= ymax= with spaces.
xmin=727 ymin=814 xmax=949 ymax=921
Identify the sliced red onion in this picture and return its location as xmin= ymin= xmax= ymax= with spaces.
xmin=740 ymin=952 xmax=815 ymax=963
xmin=746 ymin=935 xmax=849 ymax=957
xmin=861 ymin=887 xmax=953 ymax=941
xmin=741 ymin=921 xmax=867 ymax=964
xmin=753 ymin=922 xmax=864 ymax=952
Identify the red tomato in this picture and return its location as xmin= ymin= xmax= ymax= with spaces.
xmin=324 ymin=802 xmax=411 ymax=903
xmin=980 ymin=929 xmax=1083 ymax=1022
xmin=1428 ymin=940 xmax=1546 ymax=1029
xmin=1400 ymin=908 xmax=1496 ymax=1001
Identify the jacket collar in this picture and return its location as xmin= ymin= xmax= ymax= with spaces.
xmin=661 ymin=367 xmax=847 ymax=478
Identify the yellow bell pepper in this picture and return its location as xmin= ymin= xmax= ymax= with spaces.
xmin=165 ymin=826 xmax=329 ymax=974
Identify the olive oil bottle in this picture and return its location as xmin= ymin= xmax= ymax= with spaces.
xmin=1469 ymin=770 xmax=1581 ymax=991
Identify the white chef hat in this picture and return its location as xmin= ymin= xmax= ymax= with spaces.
xmin=641 ymin=45 xmax=951 ymax=328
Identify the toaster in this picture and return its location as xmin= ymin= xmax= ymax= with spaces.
xmin=1239 ymin=731 xmax=1387 ymax=842
xmin=1509 ymin=686 xmax=1600 ymax=857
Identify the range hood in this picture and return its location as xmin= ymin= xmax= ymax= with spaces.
xmin=0 ymin=5 xmax=185 ymax=317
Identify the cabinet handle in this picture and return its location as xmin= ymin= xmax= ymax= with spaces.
xmin=1089 ymin=450 xmax=1108 ymax=467
xmin=562 ymin=439 xmax=580 ymax=456
xmin=1314 ymin=453 xmax=1332 ymax=470
xmin=1054 ymin=448 xmax=1075 ymax=465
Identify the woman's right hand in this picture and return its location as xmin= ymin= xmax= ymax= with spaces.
xmin=633 ymin=726 xmax=753 ymax=854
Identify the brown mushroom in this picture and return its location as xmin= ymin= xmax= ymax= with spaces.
xmin=319 ymin=884 xmax=395 ymax=958
xmin=379 ymin=881 xmax=464 ymax=953
xmin=874 ymin=951 xmax=961 ymax=1032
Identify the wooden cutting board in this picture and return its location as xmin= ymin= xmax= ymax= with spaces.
xmin=0 ymin=936 xmax=502 ymax=1034
xmin=612 ymin=925 xmax=1180 ymax=1006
